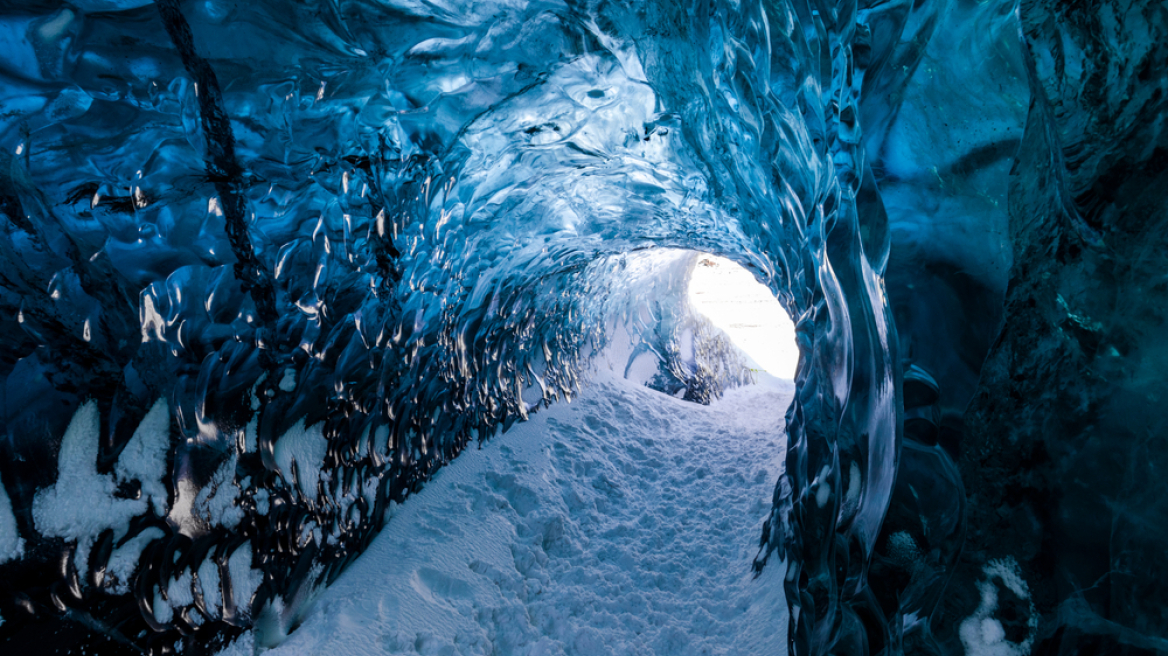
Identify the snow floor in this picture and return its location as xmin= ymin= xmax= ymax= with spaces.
xmin=224 ymin=372 xmax=792 ymax=656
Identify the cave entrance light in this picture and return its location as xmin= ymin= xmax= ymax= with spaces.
xmin=687 ymin=254 xmax=799 ymax=381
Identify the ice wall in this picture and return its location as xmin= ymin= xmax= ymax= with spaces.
xmin=955 ymin=2 xmax=1168 ymax=653
xmin=858 ymin=0 xmax=1027 ymax=652
xmin=860 ymin=0 xmax=1168 ymax=653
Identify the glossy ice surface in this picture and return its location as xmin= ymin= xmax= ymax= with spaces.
xmin=0 ymin=0 xmax=1164 ymax=654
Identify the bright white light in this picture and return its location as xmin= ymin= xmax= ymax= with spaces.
xmin=688 ymin=254 xmax=799 ymax=380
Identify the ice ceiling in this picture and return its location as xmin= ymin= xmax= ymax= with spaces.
xmin=0 ymin=0 xmax=1165 ymax=654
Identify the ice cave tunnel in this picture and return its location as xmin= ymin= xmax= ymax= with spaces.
xmin=0 ymin=0 xmax=1166 ymax=654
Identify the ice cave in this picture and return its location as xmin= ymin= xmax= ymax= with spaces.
xmin=0 ymin=0 xmax=1165 ymax=654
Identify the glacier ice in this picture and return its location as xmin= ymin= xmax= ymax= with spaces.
xmin=0 ymin=0 xmax=1164 ymax=654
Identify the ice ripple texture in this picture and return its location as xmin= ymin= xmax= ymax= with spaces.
xmin=0 ymin=1 xmax=895 ymax=652
xmin=0 ymin=0 xmax=1164 ymax=655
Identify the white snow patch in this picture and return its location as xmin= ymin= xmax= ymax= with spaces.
xmin=243 ymin=417 xmax=258 ymax=453
xmin=273 ymin=419 xmax=329 ymax=501
xmin=886 ymin=531 xmax=922 ymax=567
xmin=199 ymin=556 xmax=223 ymax=618
xmin=245 ymin=372 xmax=792 ymax=655
xmin=216 ymin=628 xmax=256 ymax=656
xmin=253 ymin=596 xmax=289 ymax=649
xmin=152 ymin=568 xmax=201 ymax=626
xmin=0 ymin=469 xmax=25 ymax=564
xmin=33 ymin=401 xmax=148 ymax=575
xmin=193 ymin=452 xmax=244 ymax=529
xmin=373 ymin=425 xmax=389 ymax=457
xmin=154 ymin=586 xmax=173 ymax=625
xmin=114 ymin=398 xmax=171 ymax=517
xmin=168 ymin=569 xmax=195 ymax=608
xmin=254 ymin=488 xmax=271 ymax=516
xmin=227 ymin=543 xmax=262 ymax=617
xmin=105 ymin=527 xmax=165 ymax=595
xmin=959 ymin=557 xmax=1038 ymax=656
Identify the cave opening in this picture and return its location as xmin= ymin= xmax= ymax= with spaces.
xmin=687 ymin=254 xmax=799 ymax=381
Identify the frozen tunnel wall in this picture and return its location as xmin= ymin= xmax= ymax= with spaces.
xmin=6 ymin=0 xmax=1162 ymax=654
xmin=0 ymin=1 xmax=897 ymax=654
xmin=955 ymin=1 xmax=1168 ymax=653
xmin=856 ymin=0 xmax=1168 ymax=653
xmin=855 ymin=0 xmax=1027 ymax=651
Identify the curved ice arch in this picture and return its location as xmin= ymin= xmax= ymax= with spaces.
xmin=0 ymin=0 xmax=898 ymax=653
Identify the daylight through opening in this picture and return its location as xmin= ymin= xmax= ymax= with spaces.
xmin=688 ymin=255 xmax=799 ymax=381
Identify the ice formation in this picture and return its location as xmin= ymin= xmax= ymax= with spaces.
xmin=0 ymin=0 xmax=1164 ymax=654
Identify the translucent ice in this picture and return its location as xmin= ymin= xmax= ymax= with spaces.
xmin=0 ymin=0 xmax=1164 ymax=654
xmin=9 ymin=0 xmax=885 ymax=651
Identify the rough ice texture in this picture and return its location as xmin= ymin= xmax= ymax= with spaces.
xmin=953 ymin=2 xmax=1168 ymax=653
xmin=0 ymin=0 xmax=1163 ymax=654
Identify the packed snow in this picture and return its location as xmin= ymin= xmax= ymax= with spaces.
xmin=0 ymin=469 xmax=23 ymax=565
xmin=32 ymin=401 xmax=152 ymax=576
xmin=958 ymin=557 xmax=1037 ymax=656
xmin=220 ymin=371 xmax=793 ymax=655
